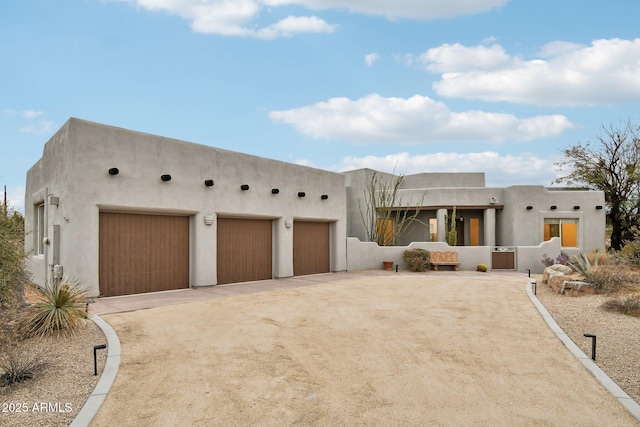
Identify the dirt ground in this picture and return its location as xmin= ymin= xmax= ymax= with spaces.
xmin=91 ymin=273 xmax=638 ymax=426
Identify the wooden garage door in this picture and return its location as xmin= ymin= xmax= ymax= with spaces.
xmin=99 ymin=212 xmax=189 ymax=297
xmin=293 ymin=221 xmax=330 ymax=276
xmin=217 ymin=218 xmax=272 ymax=285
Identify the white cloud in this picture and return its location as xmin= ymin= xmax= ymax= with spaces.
xmin=537 ymin=41 xmax=584 ymax=58
xmin=269 ymin=93 xmax=573 ymax=144
xmin=117 ymin=0 xmax=335 ymax=37
xmin=115 ymin=0 xmax=508 ymax=37
xmin=256 ymin=15 xmax=337 ymax=39
xmin=19 ymin=120 xmax=57 ymax=135
xmin=5 ymin=186 xmax=25 ymax=214
xmin=332 ymin=151 xmax=564 ymax=187
xmin=364 ymin=53 xmax=379 ymax=67
xmin=2 ymin=109 xmax=43 ymax=118
xmin=266 ymin=0 xmax=509 ymax=20
xmin=419 ymin=38 xmax=640 ymax=106
xmin=418 ymin=43 xmax=512 ymax=73
xmin=21 ymin=110 xmax=43 ymax=119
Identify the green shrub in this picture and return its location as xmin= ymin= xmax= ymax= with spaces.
xmin=476 ymin=264 xmax=488 ymax=272
xmin=583 ymin=265 xmax=638 ymax=294
xmin=403 ymin=249 xmax=430 ymax=272
xmin=602 ymin=294 xmax=640 ymax=317
xmin=26 ymin=278 xmax=89 ymax=337
xmin=0 ymin=210 xmax=28 ymax=308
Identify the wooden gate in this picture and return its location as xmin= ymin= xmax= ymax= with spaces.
xmin=99 ymin=212 xmax=189 ymax=297
xmin=217 ymin=218 xmax=272 ymax=285
xmin=492 ymin=250 xmax=515 ymax=270
xmin=293 ymin=221 xmax=330 ymax=276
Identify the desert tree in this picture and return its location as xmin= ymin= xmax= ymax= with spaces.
xmin=359 ymin=171 xmax=426 ymax=246
xmin=554 ymin=119 xmax=640 ymax=250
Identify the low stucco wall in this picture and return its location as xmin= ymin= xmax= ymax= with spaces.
xmin=346 ymin=238 xmax=492 ymax=272
xmin=516 ymin=237 xmax=562 ymax=274
xmin=346 ymin=237 xmax=563 ymax=274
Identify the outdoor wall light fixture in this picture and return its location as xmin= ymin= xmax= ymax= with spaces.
xmin=204 ymin=179 xmax=214 ymax=187
xmin=240 ymin=184 xmax=249 ymax=191
xmin=596 ymin=205 xmax=603 ymax=210
xmin=108 ymin=168 xmax=119 ymax=176
xmin=321 ymin=194 xmax=328 ymax=200
xmin=271 ymin=188 xmax=279 ymax=194
xmin=550 ymin=205 xmax=557 ymax=210
xmin=526 ymin=205 xmax=533 ymax=210
xmin=298 ymin=192 xmax=306 ymax=197
xmin=203 ymin=215 xmax=214 ymax=225
xmin=161 ymin=174 xmax=172 ymax=182
xmin=573 ymin=205 xmax=580 ymax=210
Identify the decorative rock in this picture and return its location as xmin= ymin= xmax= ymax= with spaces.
xmin=561 ymin=281 xmax=598 ymax=296
xmin=549 ymin=273 xmax=584 ymax=294
xmin=542 ymin=264 xmax=574 ymax=283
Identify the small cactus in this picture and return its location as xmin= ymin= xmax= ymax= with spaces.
xmin=476 ymin=264 xmax=488 ymax=272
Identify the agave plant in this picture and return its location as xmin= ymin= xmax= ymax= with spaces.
xmin=570 ymin=251 xmax=601 ymax=276
xmin=27 ymin=278 xmax=89 ymax=336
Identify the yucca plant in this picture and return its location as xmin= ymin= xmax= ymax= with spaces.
xmin=26 ymin=278 xmax=89 ymax=336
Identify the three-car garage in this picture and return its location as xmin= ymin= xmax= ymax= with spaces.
xmin=99 ymin=213 xmax=332 ymax=296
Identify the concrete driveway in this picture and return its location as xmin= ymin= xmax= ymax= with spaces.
xmin=89 ymin=271 xmax=638 ymax=426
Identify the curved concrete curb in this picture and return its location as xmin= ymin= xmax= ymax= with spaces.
xmin=69 ymin=314 xmax=121 ymax=427
xmin=526 ymin=280 xmax=640 ymax=422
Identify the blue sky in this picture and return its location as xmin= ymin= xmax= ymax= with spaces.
xmin=2 ymin=0 xmax=640 ymax=212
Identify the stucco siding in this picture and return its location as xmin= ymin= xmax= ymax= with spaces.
xmin=25 ymin=118 xmax=347 ymax=296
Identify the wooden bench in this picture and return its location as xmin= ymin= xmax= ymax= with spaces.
xmin=430 ymin=251 xmax=460 ymax=271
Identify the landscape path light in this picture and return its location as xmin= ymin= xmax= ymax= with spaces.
xmin=94 ymin=344 xmax=107 ymax=375
xmin=584 ymin=333 xmax=596 ymax=360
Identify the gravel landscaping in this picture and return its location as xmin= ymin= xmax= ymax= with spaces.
xmin=0 ymin=320 xmax=107 ymax=427
xmin=534 ymin=274 xmax=640 ymax=404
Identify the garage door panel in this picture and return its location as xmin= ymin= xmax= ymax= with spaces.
xmin=99 ymin=212 xmax=189 ymax=297
xmin=293 ymin=221 xmax=330 ymax=276
xmin=217 ymin=218 xmax=272 ymax=285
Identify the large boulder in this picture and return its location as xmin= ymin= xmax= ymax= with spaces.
xmin=542 ymin=264 xmax=574 ymax=283
xmin=549 ymin=273 xmax=585 ymax=294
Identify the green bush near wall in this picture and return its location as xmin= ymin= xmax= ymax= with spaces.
xmin=403 ymin=249 xmax=431 ymax=272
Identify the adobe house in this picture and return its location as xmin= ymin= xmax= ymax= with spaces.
xmin=344 ymin=169 xmax=606 ymax=272
xmin=25 ymin=118 xmax=347 ymax=297
xmin=25 ymin=118 xmax=606 ymax=296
